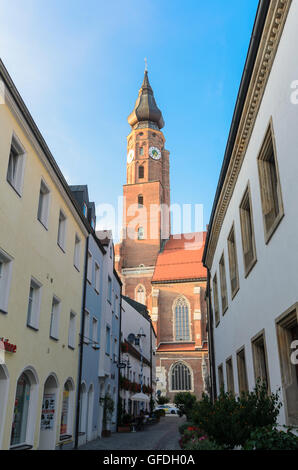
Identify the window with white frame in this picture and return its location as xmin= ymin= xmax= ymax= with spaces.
xmin=174 ymin=297 xmax=190 ymax=341
xmin=218 ymin=364 xmax=224 ymax=391
xmin=57 ymin=210 xmax=67 ymax=251
xmin=212 ymin=274 xmax=220 ymax=327
xmin=226 ymin=357 xmax=235 ymax=394
xmin=171 ymin=362 xmax=192 ymax=391
xmin=106 ymin=326 xmax=111 ymax=355
xmin=74 ymin=234 xmax=81 ymax=271
xmin=237 ymin=348 xmax=249 ymax=394
xmin=0 ymin=248 xmax=13 ymax=313
xmin=94 ymin=262 xmax=100 ymax=293
xmin=219 ymin=254 xmax=228 ymax=314
xmin=92 ymin=317 xmax=98 ymax=343
xmin=227 ymin=224 xmax=239 ymax=298
xmin=108 ymin=276 xmax=112 ymax=303
xmin=50 ymin=296 xmax=61 ymax=340
xmin=83 ymin=310 xmax=90 ymax=344
xmin=68 ymin=312 xmax=76 ymax=349
xmin=6 ymin=134 xmax=25 ymax=196
xmin=115 ymin=295 xmax=119 ymax=318
xmin=27 ymin=278 xmax=42 ymax=329
xmin=87 ymin=251 xmax=92 ymax=284
xmin=258 ymin=122 xmax=284 ymax=242
xmin=37 ymin=179 xmax=50 ymax=228
xmin=239 ymin=186 xmax=257 ymax=276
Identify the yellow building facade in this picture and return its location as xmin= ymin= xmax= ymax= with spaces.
xmin=0 ymin=61 xmax=88 ymax=449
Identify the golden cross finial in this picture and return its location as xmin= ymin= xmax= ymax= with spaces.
xmin=144 ymin=57 xmax=148 ymax=72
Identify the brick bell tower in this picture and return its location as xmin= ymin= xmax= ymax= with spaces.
xmin=116 ymin=69 xmax=170 ymax=315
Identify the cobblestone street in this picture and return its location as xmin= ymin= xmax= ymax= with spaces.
xmin=79 ymin=416 xmax=185 ymax=451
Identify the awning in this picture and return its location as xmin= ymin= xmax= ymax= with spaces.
xmin=131 ymin=393 xmax=150 ymax=402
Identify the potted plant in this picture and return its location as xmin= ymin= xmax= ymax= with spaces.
xmin=118 ymin=413 xmax=133 ymax=433
xmin=100 ymin=393 xmax=114 ymax=437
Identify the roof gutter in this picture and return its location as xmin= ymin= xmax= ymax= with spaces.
xmin=203 ymin=0 xmax=270 ymax=267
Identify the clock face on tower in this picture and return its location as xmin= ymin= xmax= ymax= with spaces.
xmin=149 ymin=146 xmax=161 ymax=161
xmin=127 ymin=149 xmax=134 ymax=164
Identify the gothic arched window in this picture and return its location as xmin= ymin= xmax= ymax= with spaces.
xmin=139 ymin=166 xmax=144 ymax=179
xmin=174 ymin=297 xmax=190 ymax=341
xmin=136 ymin=285 xmax=146 ymax=305
xmin=171 ymin=363 xmax=192 ymax=391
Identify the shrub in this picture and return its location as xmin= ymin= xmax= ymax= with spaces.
xmin=179 ymin=426 xmax=206 ymax=449
xmin=174 ymin=392 xmax=197 ymax=420
xmin=179 ymin=422 xmax=195 ymax=435
xmin=243 ymin=426 xmax=298 ymax=450
xmin=192 ymin=380 xmax=282 ymax=449
xmin=184 ymin=437 xmax=224 ymax=451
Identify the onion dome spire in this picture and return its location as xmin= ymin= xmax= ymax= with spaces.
xmin=128 ymin=68 xmax=165 ymax=130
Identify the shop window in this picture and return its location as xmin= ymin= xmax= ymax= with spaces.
xmin=10 ymin=373 xmax=31 ymax=446
xmin=60 ymin=381 xmax=73 ymax=438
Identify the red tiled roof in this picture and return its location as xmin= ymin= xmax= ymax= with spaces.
xmin=152 ymin=232 xmax=207 ymax=283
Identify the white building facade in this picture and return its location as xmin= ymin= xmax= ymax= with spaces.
xmin=119 ymin=297 xmax=156 ymax=417
xmin=203 ymin=0 xmax=297 ymax=427
xmin=96 ymin=232 xmax=122 ymax=435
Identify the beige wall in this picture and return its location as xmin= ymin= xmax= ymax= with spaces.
xmin=0 ymin=94 xmax=87 ymax=449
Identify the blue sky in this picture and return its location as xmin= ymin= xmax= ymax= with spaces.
xmin=0 ymin=0 xmax=259 ymax=235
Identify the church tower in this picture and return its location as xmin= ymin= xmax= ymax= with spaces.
xmin=117 ymin=70 xmax=170 ymax=314
xmin=115 ymin=69 xmax=209 ymax=402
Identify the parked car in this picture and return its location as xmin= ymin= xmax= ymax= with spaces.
xmin=154 ymin=404 xmax=181 ymax=415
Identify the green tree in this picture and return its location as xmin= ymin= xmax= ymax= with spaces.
xmin=174 ymin=392 xmax=197 ymax=420
xmin=157 ymin=395 xmax=170 ymax=405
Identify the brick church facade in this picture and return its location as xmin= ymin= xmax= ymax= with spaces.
xmin=115 ymin=70 xmax=209 ymax=402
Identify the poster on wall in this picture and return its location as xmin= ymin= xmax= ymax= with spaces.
xmin=40 ymin=393 xmax=56 ymax=431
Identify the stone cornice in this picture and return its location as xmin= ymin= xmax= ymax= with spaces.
xmin=205 ymin=0 xmax=292 ymax=268
xmin=122 ymin=266 xmax=155 ymax=277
